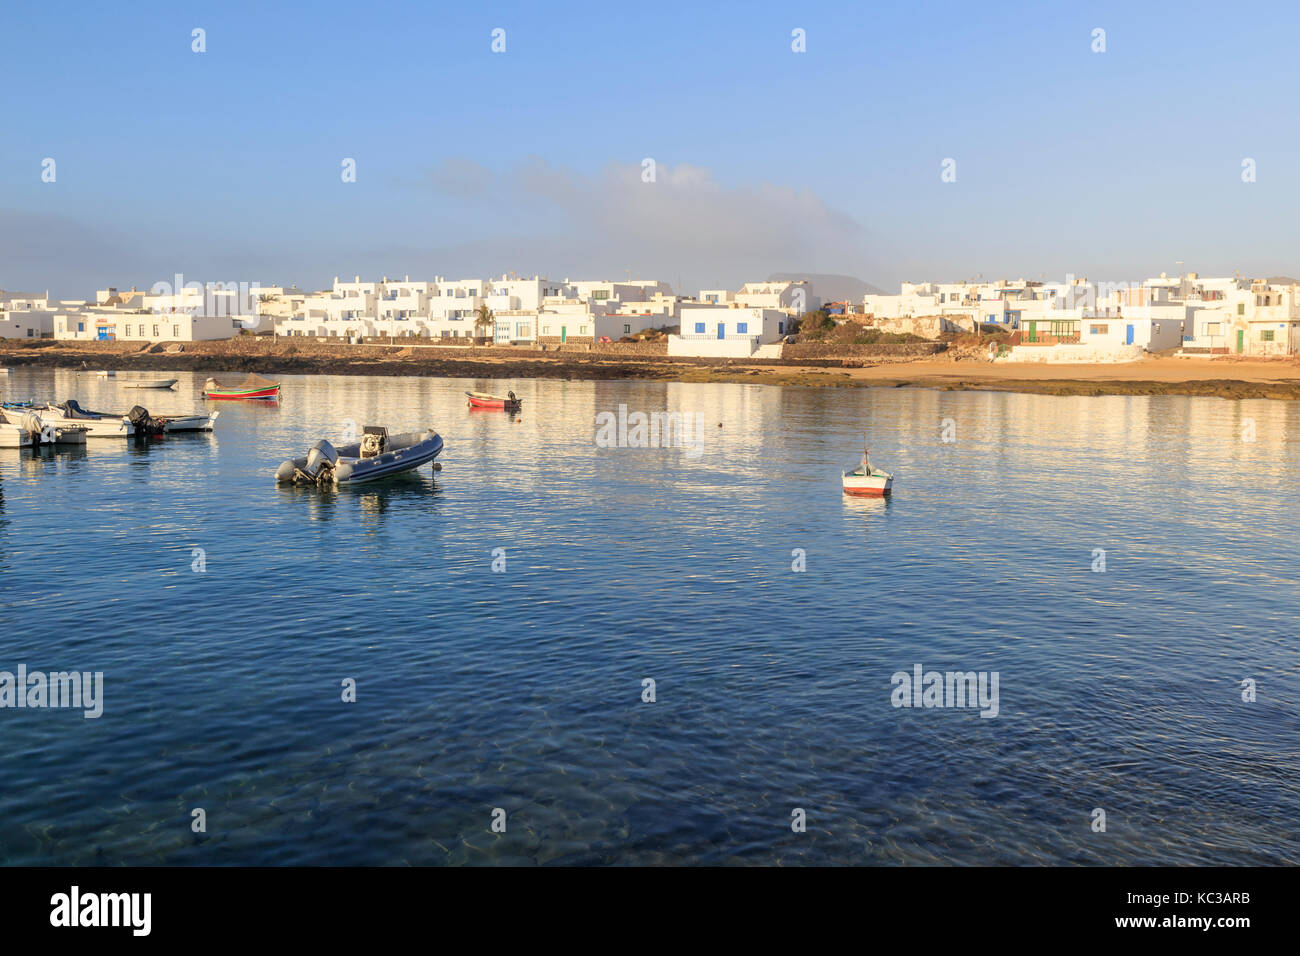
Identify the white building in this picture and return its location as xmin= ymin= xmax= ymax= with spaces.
xmin=53 ymin=311 xmax=242 ymax=342
xmin=0 ymin=291 xmax=56 ymax=338
xmin=667 ymin=305 xmax=788 ymax=357
xmin=733 ymin=280 xmax=818 ymax=314
xmin=0 ymin=310 xmax=54 ymax=339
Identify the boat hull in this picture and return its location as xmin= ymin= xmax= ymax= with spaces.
xmin=842 ymin=471 xmax=893 ymax=497
xmin=335 ymin=434 xmax=443 ymax=484
xmin=51 ymin=427 xmax=88 ymax=445
xmin=33 ymin=407 xmax=134 ymax=438
xmin=203 ymin=386 xmax=280 ymax=400
xmin=0 ymin=425 xmax=34 ymax=448
xmin=160 ymin=412 xmax=219 ymax=432
xmin=277 ymin=430 xmax=443 ymax=485
xmin=466 ymin=391 xmax=520 ymax=410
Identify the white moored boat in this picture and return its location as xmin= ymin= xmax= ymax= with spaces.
xmin=0 ymin=410 xmax=84 ymax=447
xmin=121 ymin=379 xmax=179 ymax=390
xmin=842 ymin=438 xmax=894 ymax=497
xmin=35 ymin=400 xmax=217 ymax=437
xmin=0 ymin=417 xmax=38 ymax=447
xmin=32 ymin=401 xmax=134 ymax=438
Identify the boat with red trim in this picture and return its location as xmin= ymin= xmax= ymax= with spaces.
xmin=203 ymin=374 xmax=281 ymax=400
xmin=466 ymin=390 xmax=521 ymax=410
xmin=842 ymin=438 xmax=893 ymax=497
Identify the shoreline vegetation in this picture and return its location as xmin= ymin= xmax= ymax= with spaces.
xmin=4 ymin=338 xmax=1300 ymax=400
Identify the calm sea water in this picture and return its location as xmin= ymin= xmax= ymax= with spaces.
xmin=0 ymin=368 xmax=1297 ymax=865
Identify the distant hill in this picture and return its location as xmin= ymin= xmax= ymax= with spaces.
xmin=767 ymin=272 xmax=886 ymax=304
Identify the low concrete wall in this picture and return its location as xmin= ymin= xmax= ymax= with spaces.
xmin=1002 ymin=343 xmax=1144 ymax=364
xmin=667 ymin=335 xmax=760 ymax=358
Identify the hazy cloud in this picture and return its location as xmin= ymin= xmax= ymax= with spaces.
xmin=421 ymin=157 xmax=876 ymax=289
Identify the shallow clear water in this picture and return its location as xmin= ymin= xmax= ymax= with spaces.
xmin=0 ymin=367 xmax=1297 ymax=865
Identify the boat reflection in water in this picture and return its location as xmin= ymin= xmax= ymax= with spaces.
xmin=276 ymin=471 xmax=440 ymax=524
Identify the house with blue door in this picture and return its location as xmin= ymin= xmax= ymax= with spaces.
xmin=667 ymin=305 xmax=786 ymax=357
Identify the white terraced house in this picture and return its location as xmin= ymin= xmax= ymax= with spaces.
xmin=0 ymin=291 xmax=55 ymax=338
xmin=733 ymin=279 xmax=819 ymax=314
xmin=260 ymin=273 xmax=825 ymax=350
xmin=668 ymin=305 xmax=787 ymax=357
xmin=49 ymin=281 xmax=260 ymax=342
xmin=53 ymin=310 xmax=243 ymax=342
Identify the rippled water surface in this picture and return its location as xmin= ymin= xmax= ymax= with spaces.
xmin=0 ymin=368 xmax=1297 ymax=865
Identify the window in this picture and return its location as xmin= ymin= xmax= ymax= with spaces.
xmin=153 ymin=325 xmax=159 ymax=337
xmin=593 ymin=290 xmax=610 ymax=300
xmin=1238 ymin=303 xmax=1246 ymax=315
xmin=1261 ymin=330 xmax=1276 ymax=341
xmin=695 ymin=322 xmax=705 ymax=334
xmin=623 ymin=324 xmax=631 ymax=334
xmin=579 ymin=326 xmax=587 ymax=334
xmin=737 ymin=322 xmax=748 ymax=333
xmin=77 ymin=322 xmax=84 ymax=332
xmin=1089 ymin=324 xmax=1108 ymax=335
xmin=542 ymin=326 xmax=550 ymax=335
xmin=778 ymin=322 xmax=784 ymax=334
xmin=173 ymin=325 xmax=180 ymax=337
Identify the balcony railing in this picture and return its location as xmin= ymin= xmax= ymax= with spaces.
xmin=678 ymin=332 xmax=760 ymax=341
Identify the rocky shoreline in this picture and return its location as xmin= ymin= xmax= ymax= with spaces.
xmin=3 ymin=340 xmax=1300 ymax=400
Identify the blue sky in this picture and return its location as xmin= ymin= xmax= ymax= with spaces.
xmin=3 ymin=0 xmax=1298 ymax=297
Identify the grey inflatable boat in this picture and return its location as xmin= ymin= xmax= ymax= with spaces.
xmin=276 ymin=426 xmax=443 ymax=485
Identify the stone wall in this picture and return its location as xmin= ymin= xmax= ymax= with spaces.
xmin=859 ymin=313 xmax=975 ymax=337
xmin=783 ymin=341 xmax=947 ymax=360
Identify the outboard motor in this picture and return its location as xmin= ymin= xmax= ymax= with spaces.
xmin=127 ymin=405 xmax=164 ymax=438
xmin=17 ymin=411 xmax=55 ymax=445
xmin=300 ymin=439 xmax=339 ymax=483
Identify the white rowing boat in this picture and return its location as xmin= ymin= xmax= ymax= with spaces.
xmin=121 ymin=379 xmax=178 ymax=390
xmin=842 ymin=437 xmax=894 ymax=497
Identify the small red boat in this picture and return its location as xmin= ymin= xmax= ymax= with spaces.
xmin=203 ymin=374 xmax=281 ymax=401
xmin=466 ymin=390 xmax=521 ymax=410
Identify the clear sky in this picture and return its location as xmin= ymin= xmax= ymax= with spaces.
xmin=3 ymin=0 xmax=1298 ymax=297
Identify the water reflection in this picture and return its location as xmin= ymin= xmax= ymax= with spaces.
xmin=274 ymin=474 xmax=441 ymax=525
xmin=1 ymin=367 xmax=1298 ymax=865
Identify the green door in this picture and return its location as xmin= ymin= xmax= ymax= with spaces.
xmin=561 ymin=325 xmax=567 ymax=343
xmin=1236 ymin=329 xmax=1244 ymax=354
xmin=1027 ymin=321 xmax=1037 ymax=343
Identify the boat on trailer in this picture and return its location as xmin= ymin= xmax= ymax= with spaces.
xmin=204 ymin=374 xmax=281 ymax=400
xmin=842 ymin=438 xmax=894 ymax=497
xmin=466 ymin=390 xmax=521 ymax=411
xmin=276 ymin=426 xmax=443 ymax=486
